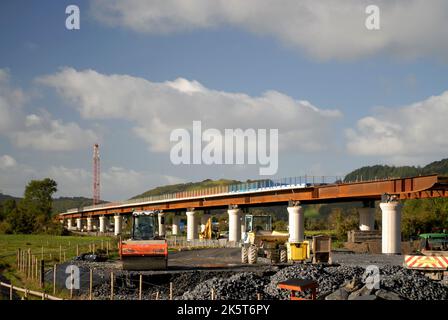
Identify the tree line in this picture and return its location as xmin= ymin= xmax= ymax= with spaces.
xmin=0 ymin=178 xmax=63 ymax=234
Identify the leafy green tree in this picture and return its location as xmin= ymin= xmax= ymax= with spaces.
xmin=273 ymin=220 xmax=287 ymax=231
xmin=4 ymin=178 xmax=58 ymax=234
xmin=21 ymin=178 xmax=57 ymax=219
xmin=1 ymin=199 xmax=17 ymax=220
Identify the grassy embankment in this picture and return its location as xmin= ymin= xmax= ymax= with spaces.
xmin=0 ymin=234 xmax=116 ymax=299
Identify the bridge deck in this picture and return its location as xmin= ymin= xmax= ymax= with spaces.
xmin=59 ymin=174 xmax=448 ymax=218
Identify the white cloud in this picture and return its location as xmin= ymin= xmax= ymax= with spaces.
xmin=37 ymin=67 xmax=342 ymax=153
xmin=346 ymin=91 xmax=448 ymax=164
xmin=0 ymin=155 xmax=17 ymax=169
xmin=91 ymin=0 xmax=448 ymax=61
xmin=11 ymin=113 xmax=99 ymax=151
xmin=0 ymin=69 xmax=27 ymax=133
xmin=0 ymin=155 xmax=185 ymax=200
xmin=45 ymin=165 xmax=185 ymax=200
xmin=0 ymin=69 xmax=99 ymax=151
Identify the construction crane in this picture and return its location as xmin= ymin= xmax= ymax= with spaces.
xmin=93 ymin=143 xmax=100 ymax=205
xmin=119 ymin=211 xmax=168 ymax=270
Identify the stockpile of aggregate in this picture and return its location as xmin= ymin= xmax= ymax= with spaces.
xmin=181 ymin=272 xmax=269 ymax=300
xmin=180 ymin=264 xmax=448 ymax=300
xmin=379 ymin=265 xmax=448 ymax=300
xmin=264 ymin=264 xmax=365 ymax=299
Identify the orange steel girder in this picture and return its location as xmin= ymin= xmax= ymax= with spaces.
xmin=59 ymin=175 xmax=448 ymax=219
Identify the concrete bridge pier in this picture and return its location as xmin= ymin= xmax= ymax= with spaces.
xmin=99 ymin=215 xmax=107 ymax=233
xmin=67 ymin=218 xmax=73 ymax=230
xmin=172 ymin=215 xmax=181 ymax=236
xmin=114 ymin=214 xmax=122 ymax=235
xmin=186 ymin=210 xmax=198 ymax=241
xmin=158 ymin=212 xmax=165 ymax=237
xmin=228 ymin=206 xmax=242 ymax=243
xmin=86 ymin=217 xmax=93 ymax=232
xmin=76 ymin=218 xmax=82 ymax=231
xmin=359 ymin=201 xmax=376 ymax=231
xmin=380 ymin=198 xmax=402 ymax=254
xmin=287 ymin=203 xmax=304 ymax=243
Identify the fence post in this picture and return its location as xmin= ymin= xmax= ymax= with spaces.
xmin=41 ymin=246 xmax=44 ymax=260
xmin=110 ymin=272 xmax=114 ymax=300
xmin=70 ymin=267 xmax=74 ymax=299
xmin=169 ymin=282 xmax=173 ymax=300
xmin=40 ymin=260 xmax=44 ymax=288
xmin=211 ymin=288 xmax=215 ymax=300
xmin=53 ymin=264 xmax=57 ymax=295
xmin=139 ymin=274 xmax=143 ymax=300
xmin=76 ymin=244 xmax=79 ymax=257
xmin=31 ymin=255 xmax=34 ymax=280
xmin=27 ymin=249 xmax=31 ymax=279
xmin=89 ymin=269 xmax=93 ymax=300
xmin=10 ymin=284 xmax=13 ymax=300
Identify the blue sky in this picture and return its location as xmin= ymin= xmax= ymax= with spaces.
xmin=1 ymin=0 xmax=448 ymax=200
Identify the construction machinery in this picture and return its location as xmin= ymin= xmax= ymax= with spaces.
xmin=404 ymin=233 xmax=448 ymax=283
xmin=199 ymin=217 xmax=213 ymax=240
xmin=241 ymin=214 xmax=290 ymax=264
xmin=119 ymin=211 xmax=168 ymax=270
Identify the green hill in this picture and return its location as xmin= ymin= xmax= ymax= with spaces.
xmin=0 ymin=194 xmax=106 ymax=215
xmin=131 ymin=179 xmax=241 ymax=199
xmin=0 ymin=193 xmax=21 ymax=203
xmin=344 ymin=158 xmax=448 ymax=182
xmin=51 ymin=197 xmax=108 ymax=214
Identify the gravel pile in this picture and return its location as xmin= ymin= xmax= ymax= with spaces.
xmin=265 ymin=264 xmax=365 ymax=299
xmin=182 ymin=272 xmax=269 ymax=300
xmin=75 ymin=257 xmax=448 ymax=300
xmin=379 ymin=265 xmax=448 ymax=300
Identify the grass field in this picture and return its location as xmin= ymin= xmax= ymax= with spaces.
xmin=0 ymin=234 xmax=116 ymax=298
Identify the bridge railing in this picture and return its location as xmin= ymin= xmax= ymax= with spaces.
xmin=77 ymin=175 xmax=343 ymax=212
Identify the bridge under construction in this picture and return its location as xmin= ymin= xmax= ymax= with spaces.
xmin=58 ymin=174 xmax=448 ymax=255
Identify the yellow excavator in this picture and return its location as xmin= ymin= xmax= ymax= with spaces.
xmin=199 ymin=217 xmax=213 ymax=240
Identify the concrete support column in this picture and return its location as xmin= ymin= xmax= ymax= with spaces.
xmin=76 ymin=218 xmax=82 ymax=231
xmin=158 ymin=212 xmax=165 ymax=237
xmin=99 ymin=215 xmax=106 ymax=233
xmin=380 ymin=200 xmax=402 ymax=254
xmin=172 ymin=215 xmax=180 ymax=236
xmin=358 ymin=208 xmax=375 ymax=231
xmin=287 ymin=205 xmax=304 ymax=243
xmin=186 ymin=210 xmax=198 ymax=241
xmin=114 ymin=215 xmax=122 ymax=236
xmin=87 ymin=217 xmax=93 ymax=232
xmin=67 ymin=218 xmax=73 ymax=230
xmin=228 ymin=207 xmax=242 ymax=242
